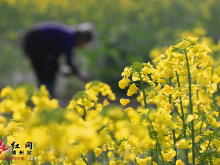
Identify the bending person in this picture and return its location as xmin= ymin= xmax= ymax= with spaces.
xmin=23 ymin=21 xmax=97 ymax=96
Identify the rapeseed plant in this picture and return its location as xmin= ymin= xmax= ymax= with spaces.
xmin=0 ymin=36 xmax=220 ymax=164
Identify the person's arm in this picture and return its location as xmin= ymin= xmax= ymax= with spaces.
xmin=63 ymin=33 xmax=91 ymax=81
xmin=63 ymin=33 xmax=80 ymax=75
xmin=66 ymin=50 xmax=79 ymax=75
xmin=65 ymin=49 xmax=91 ymax=81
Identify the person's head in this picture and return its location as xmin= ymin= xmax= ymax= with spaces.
xmin=73 ymin=22 xmax=98 ymax=48
xmin=75 ymin=30 xmax=92 ymax=47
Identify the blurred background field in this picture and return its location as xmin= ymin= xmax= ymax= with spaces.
xmin=1 ymin=0 xmax=220 ymax=97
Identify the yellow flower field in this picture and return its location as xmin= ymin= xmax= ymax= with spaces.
xmin=1 ymin=35 xmax=220 ymax=165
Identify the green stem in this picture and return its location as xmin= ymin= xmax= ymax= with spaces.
xmin=138 ymin=70 xmax=147 ymax=108
xmin=155 ymin=141 xmax=158 ymax=164
xmin=196 ymin=88 xmax=200 ymax=112
xmin=198 ymin=116 xmax=204 ymax=150
xmin=210 ymin=68 xmax=215 ymax=105
xmin=176 ymin=71 xmax=189 ymax=165
xmin=105 ymin=151 xmax=108 ymax=163
xmin=197 ymin=88 xmax=202 ymax=157
xmin=206 ymin=138 xmax=211 ymax=152
xmin=139 ymin=70 xmax=155 ymax=164
xmin=169 ymin=77 xmax=177 ymax=164
xmin=82 ymin=97 xmax=86 ymax=120
xmin=92 ymin=151 xmax=95 ymax=163
xmin=206 ymin=136 xmax=212 ymax=165
xmin=185 ymin=50 xmax=195 ymax=165
xmin=81 ymin=153 xmax=89 ymax=165
xmin=155 ymin=143 xmax=158 ymax=164
xmin=174 ymin=107 xmax=182 ymax=119
xmin=159 ymin=144 xmax=165 ymax=165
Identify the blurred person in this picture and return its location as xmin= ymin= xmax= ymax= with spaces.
xmin=22 ymin=21 xmax=97 ymax=96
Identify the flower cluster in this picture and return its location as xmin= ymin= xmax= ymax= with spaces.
xmin=0 ymin=36 xmax=220 ymax=165
xmin=118 ymin=36 xmax=220 ymax=164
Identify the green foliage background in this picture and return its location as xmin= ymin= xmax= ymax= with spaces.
xmin=1 ymin=0 xmax=220 ymax=93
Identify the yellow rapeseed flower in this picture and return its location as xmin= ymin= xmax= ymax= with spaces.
xmin=152 ymin=72 xmax=160 ymax=81
xmin=0 ymin=86 xmax=12 ymax=98
xmin=0 ymin=124 xmax=7 ymax=136
xmin=103 ymin=98 xmax=110 ymax=106
xmin=176 ymin=54 xmax=185 ymax=61
xmin=0 ymin=115 xmax=7 ymax=123
xmin=175 ymin=40 xmax=191 ymax=49
xmin=94 ymin=148 xmax=102 ymax=157
xmin=119 ymin=78 xmax=130 ymax=89
xmin=176 ymin=139 xmax=188 ymax=149
xmin=158 ymin=79 xmax=166 ymax=83
xmin=127 ymin=83 xmax=139 ymax=96
xmin=203 ymin=130 xmax=213 ymax=135
xmin=164 ymin=103 xmax=174 ymax=113
xmin=48 ymin=99 xmax=59 ymax=110
xmin=107 ymin=107 xmax=124 ymax=120
xmin=121 ymin=67 xmax=132 ymax=78
xmin=40 ymin=85 xmax=49 ymax=96
xmin=107 ymin=151 xmax=114 ymax=158
xmin=115 ymin=127 xmax=130 ymax=140
xmin=155 ymin=83 xmax=161 ymax=92
xmin=120 ymin=98 xmax=130 ymax=106
xmin=142 ymin=67 xmax=151 ymax=75
xmin=102 ymin=144 xmax=107 ymax=151
xmin=187 ymin=114 xmax=194 ymax=123
xmin=6 ymin=121 xmax=17 ymax=134
xmin=109 ymin=160 xmax=116 ymax=165
xmin=207 ymin=82 xmax=217 ymax=94
xmin=164 ymin=85 xmax=172 ymax=96
xmin=132 ymin=72 xmax=140 ymax=81
xmin=11 ymin=88 xmax=28 ymax=103
xmin=136 ymin=157 xmax=148 ymax=165
xmin=213 ymin=158 xmax=220 ymax=165
xmin=176 ymin=159 xmax=185 ymax=165
xmin=188 ymin=36 xmax=198 ymax=44
xmin=163 ymin=68 xmax=173 ymax=79
xmin=211 ymin=139 xmax=220 ymax=148
xmin=201 ymin=43 xmax=211 ymax=52
xmin=164 ymin=148 xmax=176 ymax=161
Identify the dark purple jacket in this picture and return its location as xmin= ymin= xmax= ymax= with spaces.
xmin=35 ymin=22 xmax=78 ymax=73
